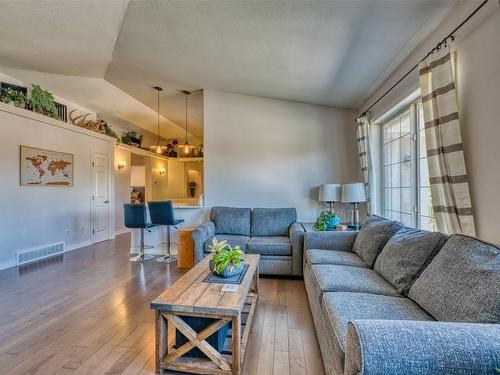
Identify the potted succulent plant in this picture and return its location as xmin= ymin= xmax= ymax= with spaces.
xmin=188 ymin=181 xmax=197 ymax=197
xmin=314 ymin=210 xmax=340 ymax=231
xmin=208 ymin=238 xmax=245 ymax=278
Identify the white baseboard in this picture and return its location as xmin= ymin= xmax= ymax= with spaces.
xmin=115 ymin=228 xmax=131 ymax=236
xmin=0 ymin=259 xmax=17 ymax=271
xmin=0 ymin=240 xmax=94 ymax=272
xmin=65 ymin=240 xmax=93 ymax=252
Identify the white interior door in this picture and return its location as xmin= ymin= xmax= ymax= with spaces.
xmin=92 ymin=152 xmax=110 ymax=243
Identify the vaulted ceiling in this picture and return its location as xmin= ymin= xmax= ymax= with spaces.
xmin=0 ymin=0 xmax=458 ymax=134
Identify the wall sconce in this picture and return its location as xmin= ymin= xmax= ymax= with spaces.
xmin=158 ymin=168 xmax=166 ymax=176
xmin=117 ymin=160 xmax=126 ymax=170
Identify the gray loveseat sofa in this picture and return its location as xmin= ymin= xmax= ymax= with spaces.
xmin=304 ymin=215 xmax=500 ymax=375
xmin=192 ymin=206 xmax=305 ymax=276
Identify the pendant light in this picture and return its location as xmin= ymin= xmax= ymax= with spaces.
xmin=150 ymin=86 xmax=163 ymax=154
xmin=182 ymin=90 xmax=191 ymax=154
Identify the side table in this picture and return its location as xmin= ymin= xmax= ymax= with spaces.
xmin=301 ymin=222 xmax=361 ymax=232
xmin=178 ymin=227 xmax=195 ymax=268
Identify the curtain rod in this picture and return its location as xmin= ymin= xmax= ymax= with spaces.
xmin=356 ymin=0 xmax=489 ymax=121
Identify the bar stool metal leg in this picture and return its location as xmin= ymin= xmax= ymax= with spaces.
xmin=130 ymin=228 xmax=155 ymax=262
xmin=156 ymin=225 xmax=177 ymax=263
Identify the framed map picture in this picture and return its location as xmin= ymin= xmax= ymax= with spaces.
xmin=20 ymin=145 xmax=74 ymax=187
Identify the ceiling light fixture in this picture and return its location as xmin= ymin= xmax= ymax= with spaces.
xmin=182 ymin=90 xmax=191 ymax=154
xmin=150 ymin=86 xmax=163 ymax=154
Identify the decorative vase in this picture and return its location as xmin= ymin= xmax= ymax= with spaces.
xmin=326 ymin=215 xmax=340 ymax=230
xmin=209 ymin=261 xmax=245 ymax=278
xmin=189 ymin=187 xmax=196 ymax=197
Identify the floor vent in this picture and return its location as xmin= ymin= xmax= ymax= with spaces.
xmin=16 ymin=242 xmax=65 ymax=265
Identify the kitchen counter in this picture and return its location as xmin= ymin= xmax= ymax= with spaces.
xmin=130 ymin=204 xmax=205 ymax=255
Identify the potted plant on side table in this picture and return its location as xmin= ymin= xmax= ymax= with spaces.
xmin=208 ymin=238 xmax=245 ymax=278
xmin=314 ymin=210 xmax=340 ymax=231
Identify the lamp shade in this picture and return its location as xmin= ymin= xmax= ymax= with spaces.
xmin=319 ymin=184 xmax=342 ymax=202
xmin=342 ymin=183 xmax=367 ymax=203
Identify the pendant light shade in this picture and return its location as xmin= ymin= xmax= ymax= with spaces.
xmin=150 ymin=86 xmax=164 ymax=154
xmin=182 ymin=90 xmax=191 ymax=154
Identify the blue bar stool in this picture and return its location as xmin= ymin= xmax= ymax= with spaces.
xmin=148 ymin=200 xmax=184 ymax=263
xmin=124 ymin=203 xmax=155 ymax=262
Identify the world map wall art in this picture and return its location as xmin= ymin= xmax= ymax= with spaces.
xmin=20 ymin=145 xmax=73 ymax=187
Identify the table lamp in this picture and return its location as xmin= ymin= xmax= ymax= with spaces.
xmin=318 ymin=184 xmax=342 ymax=213
xmin=342 ymin=183 xmax=367 ymax=229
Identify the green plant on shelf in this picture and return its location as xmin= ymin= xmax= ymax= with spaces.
xmin=208 ymin=238 xmax=244 ymax=276
xmin=122 ymin=131 xmax=143 ymax=147
xmin=100 ymin=121 xmax=120 ymax=142
xmin=1 ymin=87 xmax=26 ymax=108
xmin=29 ymin=84 xmax=58 ymax=118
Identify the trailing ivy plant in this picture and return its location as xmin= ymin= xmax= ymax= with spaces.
xmin=1 ymin=87 xmax=26 ymax=108
xmin=100 ymin=121 xmax=120 ymax=142
xmin=29 ymin=84 xmax=58 ymax=118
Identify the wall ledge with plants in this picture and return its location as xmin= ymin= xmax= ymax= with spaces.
xmin=0 ymin=82 xmax=120 ymax=143
xmin=0 ymin=100 xmax=117 ymax=144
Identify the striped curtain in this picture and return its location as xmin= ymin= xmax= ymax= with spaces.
xmin=356 ymin=116 xmax=374 ymax=215
xmin=419 ymin=45 xmax=476 ymax=236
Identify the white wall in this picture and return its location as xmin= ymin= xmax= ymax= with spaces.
xmin=165 ymin=159 xmax=187 ymax=199
xmin=203 ymin=90 xmax=358 ymax=222
xmin=114 ymin=147 xmax=131 ymax=235
xmin=0 ymin=103 xmax=115 ymax=270
xmin=151 ymin=157 xmax=169 ymax=200
xmin=358 ymin=2 xmax=500 ymax=244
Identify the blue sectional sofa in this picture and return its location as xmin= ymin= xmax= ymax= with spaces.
xmin=192 ymin=206 xmax=305 ymax=276
xmin=304 ymin=215 xmax=500 ymax=375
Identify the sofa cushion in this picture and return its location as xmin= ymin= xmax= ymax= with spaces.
xmin=251 ymin=208 xmax=297 ymax=236
xmin=247 ymin=236 xmax=291 ymax=256
xmin=352 ymin=217 xmax=403 ymax=267
xmin=210 ymin=206 xmax=251 ymax=236
xmin=322 ymin=292 xmax=434 ymax=352
xmin=203 ymin=234 xmax=250 ymax=253
xmin=363 ymin=214 xmax=386 ymax=225
xmin=306 ymin=249 xmax=369 ymax=268
xmin=374 ymin=227 xmax=448 ymax=295
xmin=311 ymin=264 xmax=401 ymax=297
xmin=304 ymin=231 xmax=358 ymax=253
xmin=408 ymin=235 xmax=500 ymax=323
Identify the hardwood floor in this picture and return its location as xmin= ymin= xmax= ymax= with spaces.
xmin=0 ymin=234 xmax=325 ymax=375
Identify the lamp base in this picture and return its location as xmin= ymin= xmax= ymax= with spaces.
xmin=350 ymin=202 xmax=361 ymax=227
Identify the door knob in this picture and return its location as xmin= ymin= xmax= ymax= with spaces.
xmin=104 ymin=200 xmax=109 ymax=204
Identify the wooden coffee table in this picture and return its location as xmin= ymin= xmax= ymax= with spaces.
xmin=150 ymin=254 xmax=260 ymax=374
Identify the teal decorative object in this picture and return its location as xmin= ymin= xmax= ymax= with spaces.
xmin=326 ymin=215 xmax=340 ymax=230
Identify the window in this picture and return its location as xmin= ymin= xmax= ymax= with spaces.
xmin=381 ymin=101 xmax=436 ymax=231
